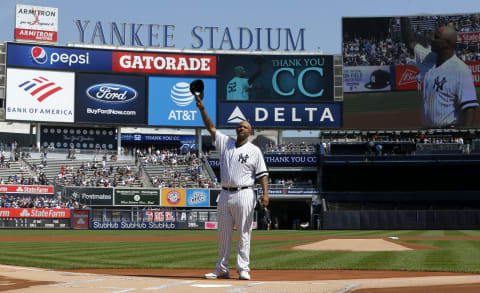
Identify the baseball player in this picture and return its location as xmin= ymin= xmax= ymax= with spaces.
xmin=195 ymin=91 xmax=269 ymax=280
xmin=226 ymin=56 xmax=264 ymax=100
xmin=401 ymin=18 xmax=478 ymax=128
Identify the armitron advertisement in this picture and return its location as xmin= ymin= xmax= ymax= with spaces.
xmin=6 ymin=68 xmax=75 ymax=123
xmin=15 ymin=4 xmax=58 ymax=43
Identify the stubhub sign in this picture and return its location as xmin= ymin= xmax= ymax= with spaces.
xmin=7 ymin=43 xmax=112 ymax=70
xmin=218 ymin=103 xmax=342 ymax=128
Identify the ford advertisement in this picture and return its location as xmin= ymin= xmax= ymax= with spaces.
xmin=75 ymin=73 xmax=146 ymax=124
xmin=7 ymin=43 xmax=112 ymax=70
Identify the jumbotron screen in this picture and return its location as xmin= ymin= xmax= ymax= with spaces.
xmin=342 ymin=13 xmax=480 ymax=129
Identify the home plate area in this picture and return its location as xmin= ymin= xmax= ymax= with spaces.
xmin=1 ymin=265 xmax=480 ymax=292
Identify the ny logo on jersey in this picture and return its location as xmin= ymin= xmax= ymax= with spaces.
xmin=238 ymin=153 xmax=249 ymax=164
xmin=433 ymin=76 xmax=447 ymax=92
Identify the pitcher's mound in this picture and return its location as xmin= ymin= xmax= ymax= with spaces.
xmin=294 ymin=239 xmax=412 ymax=251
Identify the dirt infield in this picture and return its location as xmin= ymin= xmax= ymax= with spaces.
xmin=1 ymin=235 xmax=480 ymax=292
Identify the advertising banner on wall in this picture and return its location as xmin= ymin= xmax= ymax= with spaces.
xmin=75 ymin=73 xmax=146 ymax=125
xmin=15 ymin=4 xmax=58 ymax=43
xmin=112 ymin=52 xmax=216 ymax=75
xmin=395 ymin=65 xmax=421 ymax=91
xmin=66 ymin=187 xmax=113 ymax=206
xmin=185 ymin=189 xmax=210 ymax=207
xmin=209 ymin=155 xmax=318 ymax=168
xmin=343 ymin=66 xmax=392 ymax=93
xmin=217 ymin=54 xmax=334 ymax=102
xmin=148 ymin=76 xmax=216 ymax=127
xmin=0 ymin=208 xmax=70 ymax=218
xmin=217 ymin=102 xmax=341 ymax=128
xmin=72 ymin=210 xmax=89 ymax=229
xmin=161 ymin=189 xmax=186 ymax=207
xmin=41 ymin=126 xmax=116 ymax=150
xmin=7 ymin=43 xmax=112 ymax=70
xmin=114 ymin=188 xmax=160 ymax=206
xmin=466 ymin=61 xmax=480 ymax=87
xmin=0 ymin=185 xmax=53 ymax=194
xmin=6 ymin=68 xmax=75 ymax=123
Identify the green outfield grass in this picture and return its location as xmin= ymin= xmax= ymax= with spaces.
xmin=0 ymin=230 xmax=480 ymax=273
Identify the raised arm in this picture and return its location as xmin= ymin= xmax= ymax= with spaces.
xmin=400 ymin=17 xmax=417 ymax=54
xmin=195 ymin=94 xmax=216 ymax=138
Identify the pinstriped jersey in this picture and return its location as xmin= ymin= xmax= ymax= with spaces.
xmin=422 ymin=55 xmax=478 ymax=127
xmin=214 ymin=131 xmax=268 ymax=188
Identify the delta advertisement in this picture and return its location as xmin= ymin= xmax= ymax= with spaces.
xmin=15 ymin=4 xmax=58 ymax=43
xmin=342 ymin=14 xmax=480 ymax=129
xmin=6 ymin=68 xmax=75 ymax=123
xmin=75 ymin=73 xmax=146 ymax=124
xmin=148 ymin=76 xmax=216 ymax=127
xmin=217 ymin=103 xmax=341 ymax=128
xmin=40 ymin=126 xmax=116 ymax=150
xmin=217 ymin=54 xmax=334 ymax=102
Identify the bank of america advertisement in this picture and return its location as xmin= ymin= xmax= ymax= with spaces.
xmin=148 ymin=76 xmax=216 ymax=127
xmin=217 ymin=54 xmax=334 ymax=102
xmin=75 ymin=73 xmax=146 ymax=125
xmin=6 ymin=68 xmax=75 ymax=123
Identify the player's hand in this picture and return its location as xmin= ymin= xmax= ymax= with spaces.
xmin=261 ymin=196 xmax=269 ymax=208
xmin=195 ymin=94 xmax=205 ymax=110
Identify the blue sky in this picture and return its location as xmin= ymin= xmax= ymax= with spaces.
xmin=1 ymin=0 xmax=479 ymax=54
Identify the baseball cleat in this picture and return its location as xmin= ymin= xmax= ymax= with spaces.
xmin=204 ymin=270 xmax=230 ymax=279
xmin=239 ymin=271 xmax=251 ymax=280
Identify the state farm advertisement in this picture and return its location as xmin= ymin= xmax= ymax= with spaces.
xmin=0 ymin=185 xmax=53 ymax=194
xmin=395 ymin=65 xmax=421 ymax=90
xmin=458 ymin=32 xmax=480 ymax=43
xmin=0 ymin=208 xmax=70 ymax=218
xmin=15 ymin=4 xmax=58 ymax=43
xmin=112 ymin=52 xmax=216 ymax=75
xmin=466 ymin=61 xmax=480 ymax=86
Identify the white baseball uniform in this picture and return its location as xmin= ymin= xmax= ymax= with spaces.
xmin=226 ymin=77 xmax=251 ymax=100
xmin=414 ymin=44 xmax=479 ymax=127
xmin=214 ymin=130 xmax=268 ymax=274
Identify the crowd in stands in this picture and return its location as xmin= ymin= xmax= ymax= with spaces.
xmin=138 ymin=147 xmax=215 ymax=188
xmin=55 ymin=160 xmax=142 ymax=187
xmin=0 ymin=195 xmax=80 ymax=209
xmin=343 ymin=14 xmax=480 ymax=66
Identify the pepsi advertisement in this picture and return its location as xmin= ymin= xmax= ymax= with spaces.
xmin=148 ymin=76 xmax=216 ymax=127
xmin=75 ymin=73 xmax=146 ymax=125
xmin=217 ymin=54 xmax=334 ymax=102
xmin=7 ymin=43 xmax=112 ymax=71
xmin=218 ymin=102 xmax=342 ymax=128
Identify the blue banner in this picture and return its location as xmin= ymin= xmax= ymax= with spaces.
xmin=92 ymin=221 xmax=177 ymax=230
xmin=7 ymin=43 xmax=112 ymax=71
xmin=218 ymin=102 xmax=341 ymax=128
xmin=148 ymin=76 xmax=216 ymax=127
xmin=186 ymin=189 xmax=210 ymax=207
xmin=75 ymin=73 xmax=146 ymax=124
xmin=257 ymin=188 xmax=320 ymax=195
xmin=121 ymin=134 xmax=195 ymax=144
xmin=208 ymin=154 xmax=318 ymax=168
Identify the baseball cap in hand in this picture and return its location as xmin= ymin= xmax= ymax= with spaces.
xmin=365 ymin=70 xmax=391 ymax=89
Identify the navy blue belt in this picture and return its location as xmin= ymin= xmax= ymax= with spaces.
xmin=222 ymin=186 xmax=251 ymax=192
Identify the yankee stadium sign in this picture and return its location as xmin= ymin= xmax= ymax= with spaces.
xmin=73 ymin=20 xmax=306 ymax=51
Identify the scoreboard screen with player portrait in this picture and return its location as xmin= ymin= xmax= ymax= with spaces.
xmin=342 ymin=13 xmax=480 ymax=129
xmin=217 ymin=54 xmax=334 ymax=103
